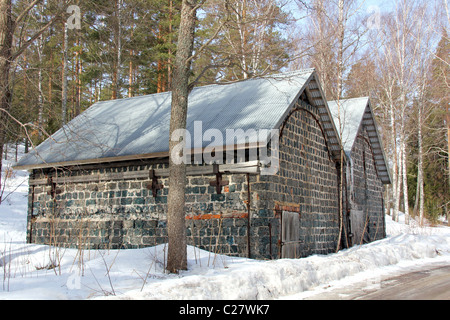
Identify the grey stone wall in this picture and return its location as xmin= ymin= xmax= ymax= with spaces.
xmin=27 ymin=99 xmax=367 ymax=260
xmin=252 ymin=101 xmax=340 ymax=258
xmin=27 ymin=164 xmax=260 ymax=256
xmin=347 ymin=125 xmax=386 ymax=244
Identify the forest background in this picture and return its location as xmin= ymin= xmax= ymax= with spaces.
xmin=0 ymin=0 xmax=449 ymax=225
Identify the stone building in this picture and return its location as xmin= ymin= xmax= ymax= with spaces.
xmin=14 ymin=69 xmax=390 ymax=260
xmin=328 ymin=97 xmax=391 ymax=248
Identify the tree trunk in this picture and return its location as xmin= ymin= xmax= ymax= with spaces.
xmin=0 ymin=0 xmax=13 ymax=204
xmin=166 ymin=0 xmax=198 ymax=274
xmin=77 ymin=46 xmax=82 ymax=115
xmin=157 ymin=59 xmax=166 ymax=93
xmin=48 ymin=49 xmax=53 ymax=105
xmin=396 ymin=145 xmax=402 ymax=221
xmin=335 ymin=0 xmax=347 ymax=251
xmin=390 ymin=103 xmax=399 ymax=221
xmin=37 ymin=63 xmax=43 ymax=138
xmin=401 ymin=137 xmax=409 ymax=224
xmin=37 ymin=3 xmax=46 ymax=138
xmin=167 ymin=0 xmax=173 ymax=91
xmin=413 ymin=171 xmax=419 ymax=217
xmin=37 ymin=16 xmax=44 ymax=139
xmin=418 ymin=103 xmax=425 ymax=226
xmin=447 ymin=102 xmax=450 ymax=188
xmin=75 ymin=36 xmax=81 ymax=116
xmin=62 ymin=22 xmax=69 ymax=125
xmin=128 ymin=51 xmax=133 ymax=98
xmin=113 ymin=0 xmax=122 ymax=99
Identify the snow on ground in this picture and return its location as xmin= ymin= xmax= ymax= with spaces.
xmin=0 ymin=146 xmax=449 ymax=300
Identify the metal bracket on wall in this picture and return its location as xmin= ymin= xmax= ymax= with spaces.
xmin=46 ymin=176 xmax=62 ymax=200
xmin=147 ymin=169 xmax=164 ymax=198
xmin=209 ymin=164 xmax=229 ymax=195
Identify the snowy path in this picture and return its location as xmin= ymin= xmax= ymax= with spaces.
xmin=283 ymin=260 xmax=450 ymax=300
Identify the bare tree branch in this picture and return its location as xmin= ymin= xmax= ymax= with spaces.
xmin=14 ymin=0 xmax=43 ymax=28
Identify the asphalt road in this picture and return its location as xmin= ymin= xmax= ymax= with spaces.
xmin=303 ymin=265 xmax=450 ymax=300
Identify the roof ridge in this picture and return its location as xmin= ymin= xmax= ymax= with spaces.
xmin=94 ymin=90 xmax=172 ymax=105
xmin=94 ymin=69 xmax=317 ymax=104
xmin=191 ymin=68 xmax=316 ymax=89
xmin=270 ymin=68 xmax=316 ymax=77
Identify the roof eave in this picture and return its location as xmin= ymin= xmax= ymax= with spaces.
xmin=366 ymin=100 xmax=392 ymax=185
xmin=12 ymin=151 xmax=170 ymax=171
xmin=273 ymin=70 xmax=343 ymax=161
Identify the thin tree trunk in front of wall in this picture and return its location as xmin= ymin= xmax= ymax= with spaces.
xmin=335 ymin=0 xmax=345 ymax=252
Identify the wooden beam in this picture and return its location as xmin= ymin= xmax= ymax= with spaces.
xmin=13 ymin=151 xmax=170 ymax=171
xmin=14 ymin=143 xmax=262 ymax=171
xmin=29 ymin=161 xmax=261 ymax=186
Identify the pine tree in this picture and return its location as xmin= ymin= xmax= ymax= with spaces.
xmin=166 ymin=0 xmax=199 ymax=274
xmin=0 ymin=0 xmax=68 ymax=202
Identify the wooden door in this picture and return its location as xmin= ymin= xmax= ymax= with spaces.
xmin=282 ymin=211 xmax=300 ymax=259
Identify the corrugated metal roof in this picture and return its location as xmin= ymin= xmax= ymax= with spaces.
xmin=328 ymin=97 xmax=391 ymax=185
xmin=328 ymin=97 xmax=369 ymax=152
xmin=17 ymin=69 xmax=341 ymax=169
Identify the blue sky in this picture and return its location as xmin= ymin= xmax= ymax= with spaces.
xmin=363 ymin=0 xmax=396 ymax=12
xmin=287 ymin=0 xmax=397 ymax=20
xmin=365 ymin=0 xmax=396 ymax=10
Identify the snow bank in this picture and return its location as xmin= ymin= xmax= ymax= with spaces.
xmin=1 ymin=149 xmax=449 ymax=300
xmin=114 ymin=216 xmax=450 ymax=300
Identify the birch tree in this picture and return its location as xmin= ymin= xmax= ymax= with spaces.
xmin=112 ymin=0 xmax=123 ymax=99
xmin=374 ymin=1 xmax=419 ymax=222
xmin=412 ymin=1 xmax=445 ymax=225
xmin=196 ymin=0 xmax=293 ymax=83
xmin=430 ymin=31 xmax=450 ymax=221
xmin=369 ymin=0 xmax=447 ymax=224
xmin=36 ymin=3 xmax=45 ymax=139
xmin=296 ymin=0 xmax=368 ymax=249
